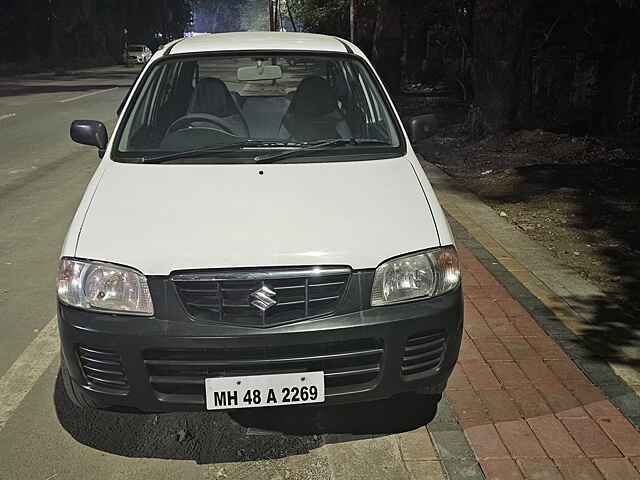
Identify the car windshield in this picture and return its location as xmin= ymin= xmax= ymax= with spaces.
xmin=114 ymin=53 xmax=402 ymax=163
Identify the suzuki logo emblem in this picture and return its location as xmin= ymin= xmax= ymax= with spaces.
xmin=249 ymin=285 xmax=277 ymax=312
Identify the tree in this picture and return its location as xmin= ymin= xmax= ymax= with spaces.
xmin=192 ymin=0 xmax=268 ymax=33
xmin=289 ymin=0 xmax=350 ymax=37
xmin=0 ymin=0 xmax=195 ymax=71
xmin=371 ymin=0 xmax=404 ymax=94
xmin=289 ymin=0 xmax=403 ymax=91
xmin=470 ymin=0 xmax=532 ymax=132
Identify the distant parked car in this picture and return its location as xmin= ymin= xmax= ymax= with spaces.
xmin=125 ymin=44 xmax=152 ymax=65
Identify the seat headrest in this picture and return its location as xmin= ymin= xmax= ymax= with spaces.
xmin=290 ymin=76 xmax=338 ymax=117
xmin=190 ymin=78 xmax=238 ymax=118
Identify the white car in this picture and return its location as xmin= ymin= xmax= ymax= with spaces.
xmin=125 ymin=44 xmax=152 ymax=65
xmin=61 ymin=32 xmax=463 ymax=412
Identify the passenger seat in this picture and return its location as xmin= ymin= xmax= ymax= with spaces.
xmin=279 ymin=76 xmax=351 ymax=142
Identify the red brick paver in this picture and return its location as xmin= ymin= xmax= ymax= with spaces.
xmin=536 ymin=381 xmax=582 ymax=414
xmin=464 ymin=315 xmax=495 ymax=340
xmin=561 ymin=417 xmax=622 ymax=458
xmin=475 ymin=339 xmax=513 ymax=362
xmin=479 ymin=390 xmax=522 ymax=423
xmin=506 ymin=385 xmax=552 ymax=418
xmin=489 ymin=361 xmax=529 ymax=388
xmin=500 ymin=335 xmax=539 ymax=360
xmin=447 ymin=389 xmax=491 ymax=428
xmin=593 ymin=458 xmax=640 ymax=480
xmin=447 ymin=364 xmax=473 ymax=391
xmin=517 ymin=357 xmax=558 ymax=384
xmin=569 ymin=381 xmax=607 ymax=405
xmin=460 ymin=359 xmax=501 ymax=390
xmin=495 ymin=420 xmax=547 ymax=459
xmin=466 ymin=424 xmax=510 ymax=459
xmin=556 ymin=458 xmax=605 ymax=480
xmin=526 ymin=336 xmax=567 ymax=360
xmin=547 ymin=357 xmax=591 ymax=383
xmin=479 ymin=458 xmax=524 ymax=480
xmin=445 ymin=245 xmax=639 ymax=480
xmin=585 ymin=400 xmax=623 ymax=419
xmin=517 ymin=458 xmax=564 ymax=480
xmin=595 ymin=415 xmax=640 ymax=456
xmin=528 ymin=414 xmax=584 ymax=459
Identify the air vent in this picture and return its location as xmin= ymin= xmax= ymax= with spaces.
xmin=77 ymin=345 xmax=129 ymax=392
xmin=401 ymin=332 xmax=446 ymax=378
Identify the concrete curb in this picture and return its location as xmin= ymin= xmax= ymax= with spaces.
xmin=428 ymin=399 xmax=485 ymax=479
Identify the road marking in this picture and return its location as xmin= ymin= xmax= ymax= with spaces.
xmin=58 ymin=87 xmax=118 ymax=103
xmin=0 ymin=113 xmax=16 ymax=121
xmin=0 ymin=316 xmax=58 ymax=431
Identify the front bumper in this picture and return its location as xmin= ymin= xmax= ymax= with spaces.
xmin=59 ymin=288 xmax=463 ymax=412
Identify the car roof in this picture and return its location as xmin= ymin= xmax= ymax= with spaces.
xmin=165 ymin=32 xmax=359 ymax=57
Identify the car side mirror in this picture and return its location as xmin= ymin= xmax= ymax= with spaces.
xmin=70 ymin=120 xmax=108 ymax=154
xmin=405 ymin=114 xmax=439 ymax=143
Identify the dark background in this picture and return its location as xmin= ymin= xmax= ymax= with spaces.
xmin=3 ymin=0 xmax=640 ymax=137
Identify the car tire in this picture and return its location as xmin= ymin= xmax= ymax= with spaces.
xmin=60 ymin=355 xmax=103 ymax=410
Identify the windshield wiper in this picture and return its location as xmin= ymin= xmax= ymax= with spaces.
xmin=254 ymin=138 xmax=391 ymax=164
xmin=140 ymin=140 xmax=292 ymax=164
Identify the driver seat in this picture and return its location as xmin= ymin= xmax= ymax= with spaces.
xmin=188 ymin=78 xmax=249 ymax=137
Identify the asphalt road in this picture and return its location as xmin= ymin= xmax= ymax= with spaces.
xmin=0 ymin=66 xmax=440 ymax=480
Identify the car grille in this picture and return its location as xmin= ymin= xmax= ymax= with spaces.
xmin=77 ymin=345 xmax=129 ymax=392
xmin=143 ymin=338 xmax=383 ymax=404
xmin=172 ymin=267 xmax=351 ymax=328
xmin=401 ymin=331 xmax=447 ymax=378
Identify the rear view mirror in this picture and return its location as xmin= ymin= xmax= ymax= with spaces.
xmin=406 ymin=114 xmax=439 ymax=143
xmin=238 ymin=63 xmax=282 ymax=81
xmin=70 ymin=120 xmax=108 ymax=153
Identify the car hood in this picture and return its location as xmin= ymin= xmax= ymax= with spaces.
xmin=76 ymin=156 xmax=441 ymax=275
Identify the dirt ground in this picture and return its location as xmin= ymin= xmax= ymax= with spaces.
xmin=408 ymin=119 xmax=640 ymax=317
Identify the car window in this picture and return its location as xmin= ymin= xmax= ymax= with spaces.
xmin=114 ymin=53 xmax=402 ymax=162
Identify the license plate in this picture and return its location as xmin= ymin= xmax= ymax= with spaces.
xmin=205 ymin=371 xmax=325 ymax=410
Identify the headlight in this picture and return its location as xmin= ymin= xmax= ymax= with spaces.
xmin=371 ymin=247 xmax=460 ymax=306
xmin=57 ymin=258 xmax=154 ymax=315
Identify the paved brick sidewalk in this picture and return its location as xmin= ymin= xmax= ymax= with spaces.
xmin=445 ymin=244 xmax=640 ymax=479
xmin=422 ymin=161 xmax=640 ymax=404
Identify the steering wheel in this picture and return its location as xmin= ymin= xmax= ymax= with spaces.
xmin=166 ymin=114 xmax=236 ymax=136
